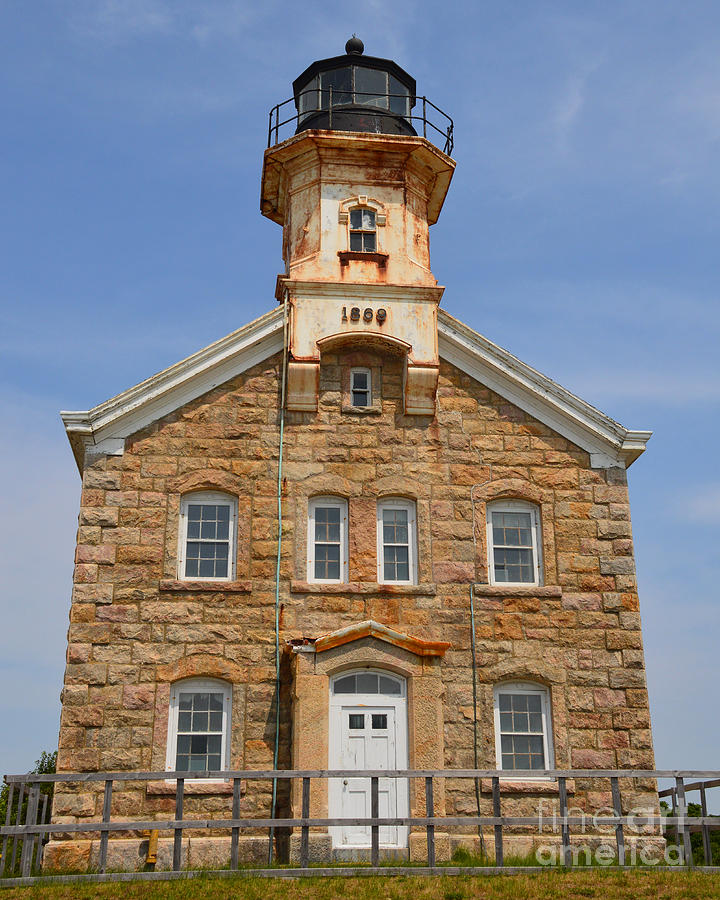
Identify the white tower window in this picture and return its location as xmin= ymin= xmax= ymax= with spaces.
xmin=349 ymin=208 xmax=376 ymax=251
xmin=350 ymin=368 xmax=372 ymax=407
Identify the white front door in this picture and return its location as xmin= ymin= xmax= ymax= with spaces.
xmin=329 ymin=671 xmax=408 ymax=849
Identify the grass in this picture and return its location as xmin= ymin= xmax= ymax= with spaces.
xmin=2 ymin=870 xmax=720 ymax=900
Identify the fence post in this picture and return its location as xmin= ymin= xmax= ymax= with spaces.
xmin=98 ymin=779 xmax=113 ymax=874
xmin=371 ymin=776 xmax=379 ymax=867
xmin=700 ymin=783 xmax=711 ymax=866
xmin=425 ymin=777 xmax=435 ymax=867
xmin=10 ymin=783 xmax=25 ymax=875
xmin=35 ymin=794 xmax=50 ymax=871
xmin=230 ymin=778 xmax=241 ymax=871
xmin=558 ymin=777 xmax=571 ymax=867
xmin=422 ymin=97 xmax=427 ymax=138
xmin=173 ymin=778 xmax=184 ymax=872
xmin=675 ymin=777 xmax=693 ymax=867
xmin=36 ymin=793 xmax=49 ymax=871
xmin=491 ymin=776 xmax=503 ymax=867
xmin=300 ymin=777 xmax=310 ymax=869
xmin=20 ymin=786 xmax=40 ymax=877
xmin=1 ymin=782 xmax=14 ymax=877
xmin=610 ymin=776 xmax=625 ymax=866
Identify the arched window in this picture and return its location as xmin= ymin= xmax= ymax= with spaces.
xmin=178 ymin=491 xmax=237 ymax=581
xmin=486 ymin=499 xmax=542 ymax=586
xmin=331 ymin=670 xmax=404 ymax=697
xmin=377 ymin=498 xmax=417 ymax=585
xmin=308 ymin=496 xmax=349 ymax=583
xmin=493 ymin=681 xmax=553 ymax=773
xmin=166 ymin=678 xmax=232 ymax=777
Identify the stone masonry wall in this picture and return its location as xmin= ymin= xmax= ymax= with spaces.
xmin=51 ymin=344 xmax=656 ymax=866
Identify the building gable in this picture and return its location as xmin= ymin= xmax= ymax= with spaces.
xmin=62 ymin=305 xmax=650 ymax=473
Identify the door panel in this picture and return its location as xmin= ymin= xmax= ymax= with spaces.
xmin=338 ymin=706 xmax=398 ymax=846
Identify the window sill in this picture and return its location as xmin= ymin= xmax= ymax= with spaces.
xmin=291 ymin=580 xmax=436 ymax=596
xmin=159 ymin=579 xmax=252 ymax=593
xmin=338 ymin=251 xmax=388 ymax=268
xmin=147 ymin=780 xmax=242 ymax=796
xmin=341 ymin=404 xmax=383 ymax=415
xmin=473 ymin=584 xmax=562 ymax=598
xmin=480 ymin=778 xmax=575 ymax=795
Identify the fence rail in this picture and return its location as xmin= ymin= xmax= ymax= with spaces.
xmin=2 ymin=768 xmax=719 ymax=885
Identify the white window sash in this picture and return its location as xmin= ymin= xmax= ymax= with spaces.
xmin=178 ymin=491 xmax=237 ymax=582
xmin=165 ymin=678 xmax=232 ymax=782
xmin=377 ymin=499 xmax=417 ymax=585
xmin=492 ymin=682 xmax=553 ymax=779
xmin=486 ymin=500 xmax=542 ymax=586
xmin=350 ymin=367 xmax=372 ymax=407
xmin=307 ymin=497 xmax=348 ymax=583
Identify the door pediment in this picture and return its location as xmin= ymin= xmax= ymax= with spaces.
xmin=314 ymin=619 xmax=450 ymax=657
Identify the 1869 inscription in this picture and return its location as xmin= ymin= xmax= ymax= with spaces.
xmin=342 ymin=306 xmax=387 ymax=324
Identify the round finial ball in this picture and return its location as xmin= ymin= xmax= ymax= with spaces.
xmin=345 ymin=35 xmax=364 ymax=55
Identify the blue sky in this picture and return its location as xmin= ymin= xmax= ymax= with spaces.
xmin=1 ymin=1 xmax=719 ymax=782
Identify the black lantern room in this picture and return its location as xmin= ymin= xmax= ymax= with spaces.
xmin=292 ymin=37 xmax=417 ymax=137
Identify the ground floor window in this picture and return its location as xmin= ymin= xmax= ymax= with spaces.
xmin=493 ymin=681 xmax=553 ymax=774
xmin=166 ymin=678 xmax=232 ymax=777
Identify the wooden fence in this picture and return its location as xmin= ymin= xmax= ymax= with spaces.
xmin=1 ymin=768 xmax=719 ymax=886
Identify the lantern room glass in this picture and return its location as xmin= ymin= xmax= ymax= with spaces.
xmin=298 ymin=65 xmax=411 ymax=122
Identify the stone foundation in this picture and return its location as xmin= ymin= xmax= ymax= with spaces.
xmin=44 ymin=830 xmax=668 ymax=872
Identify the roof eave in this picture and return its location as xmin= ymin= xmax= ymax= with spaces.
xmin=438 ymin=309 xmax=652 ymax=468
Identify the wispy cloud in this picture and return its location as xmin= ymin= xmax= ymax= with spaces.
xmin=71 ymin=0 xmax=174 ymax=42
xmin=551 ymin=56 xmax=603 ymax=154
xmin=676 ymin=484 xmax=720 ymax=524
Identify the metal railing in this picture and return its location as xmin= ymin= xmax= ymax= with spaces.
xmin=267 ymin=89 xmax=454 ymax=155
xmin=1 ymin=768 xmax=719 ymax=885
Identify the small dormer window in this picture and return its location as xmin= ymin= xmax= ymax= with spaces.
xmin=349 ymin=208 xmax=376 ymax=252
xmin=351 ymin=368 xmax=371 ymax=407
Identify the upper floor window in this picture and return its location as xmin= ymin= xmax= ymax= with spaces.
xmin=486 ymin=500 xmax=542 ymax=586
xmin=166 ymin=678 xmax=232 ymax=777
xmin=350 ymin=368 xmax=372 ymax=407
xmin=178 ymin=491 xmax=237 ymax=581
xmin=493 ymin=682 xmax=553 ymax=774
xmin=349 ymin=208 xmax=376 ymax=252
xmin=308 ymin=497 xmax=348 ymax=583
xmin=377 ymin=498 xmax=417 ymax=585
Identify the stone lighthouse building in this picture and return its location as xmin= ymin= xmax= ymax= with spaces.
xmin=50 ymin=39 xmax=656 ymax=868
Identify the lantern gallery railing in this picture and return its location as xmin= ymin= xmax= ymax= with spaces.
xmin=1 ymin=768 xmax=720 ymax=885
xmin=267 ymin=89 xmax=454 ymax=156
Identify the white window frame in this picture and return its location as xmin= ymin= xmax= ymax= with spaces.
xmin=350 ymin=367 xmax=372 ymax=408
xmin=377 ymin=498 xmax=417 ymax=585
xmin=348 ymin=206 xmax=377 ymax=252
xmin=486 ymin=499 xmax=542 ymax=586
xmin=178 ymin=491 xmax=237 ymax=582
xmin=307 ymin=496 xmax=349 ymax=584
xmin=493 ymin=681 xmax=554 ymax=779
xmin=165 ymin=677 xmax=232 ymax=781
